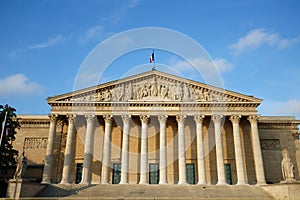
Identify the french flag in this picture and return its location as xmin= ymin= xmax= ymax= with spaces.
xmin=150 ymin=52 xmax=154 ymax=63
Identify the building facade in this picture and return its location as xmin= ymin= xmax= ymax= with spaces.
xmin=14 ymin=70 xmax=300 ymax=185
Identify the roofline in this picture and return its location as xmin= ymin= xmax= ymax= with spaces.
xmin=47 ymin=69 xmax=262 ymax=103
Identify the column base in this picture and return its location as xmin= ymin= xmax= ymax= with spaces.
xmin=177 ymin=181 xmax=188 ymax=185
xmin=216 ymin=181 xmax=228 ymax=185
xmin=158 ymin=181 xmax=168 ymax=185
xmin=80 ymin=181 xmax=91 ymax=185
xmin=236 ymin=182 xmax=248 ymax=185
xmin=59 ymin=181 xmax=71 ymax=184
xmin=41 ymin=179 xmax=51 ymax=184
xmin=197 ymin=181 xmax=207 ymax=185
xmin=119 ymin=182 xmax=130 ymax=185
xmin=100 ymin=182 xmax=110 ymax=185
xmin=256 ymin=181 xmax=267 ymax=185
xmin=138 ymin=182 xmax=149 ymax=185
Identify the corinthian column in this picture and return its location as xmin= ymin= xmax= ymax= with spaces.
xmin=101 ymin=115 xmax=113 ymax=184
xmin=176 ymin=115 xmax=187 ymax=184
xmin=42 ymin=114 xmax=58 ymax=184
xmin=194 ymin=115 xmax=206 ymax=185
xmin=247 ymin=114 xmax=266 ymax=185
xmin=80 ymin=114 xmax=96 ymax=184
xmin=120 ymin=115 xmax=131 ymax=184
xmin=230 ymin=115 xmax=246 ymax=185
xmin=139 ymin=115 xmax=150 ymax=184
xmin=212 ymin=115 xmax=227 ymax=185
xmin=158 ymin=115 xmax=168 ymax=184
xmin=60 ymin=114 xmax=76 ymax=184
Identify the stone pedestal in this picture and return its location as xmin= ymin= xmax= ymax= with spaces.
xmin=6 ymin=179 xmax=28 ymax=199
xmin=280 ymin=179 xmax=299 ymax=184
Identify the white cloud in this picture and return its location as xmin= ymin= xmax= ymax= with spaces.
xmin=229 ymin=29 xmax=300 ymax=54
xmin=127 ymin=0 xmax=140 ymax=9
xmin=171 ymin=57 xmax=233 ymax=73
xmin=0 ymin=74 xmax=44 ymax=97
xmin=28 ymin=35 xmax=65 ymax=49
xmin=9 ymin=34 xmax=66 ymax=57
xmin=277 ymin=99 xmax=300 ymax=117
xmin=105 ymin=0 xmax=140 ymax=24
xmin=258 ymin=99 xmax=300 ymax=119
xmin=80 ymin=25 xmax=104 ymax=43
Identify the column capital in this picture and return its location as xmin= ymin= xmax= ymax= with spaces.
xmin=176 ymin=115 xmax=186 ymax=124
xmin=103 ymin=114 xmax=113 ymax=124
xmin=212 ymin=114 xmax=224 ymax=124
xmin=85 ymin=114 xmax=96 ymax=122
xmin=247 ymin=114 xmax=259 ymax=124
xmin=66 ymin=114 xmax=77 ymax=123
xmin=121 ymin=115 xmax=131 ymax=123
xmin=48 ymin=114 xmax=58 ymax=122
xmin=140 ymin=115 xmax=150 ymax=124
xmin=158 ymin=115 xmax=168 ymax=123
xmin=229 ymin=115 xmax=241 ymax=124
xmin=194 ymin=115 xmax=205 ymax=124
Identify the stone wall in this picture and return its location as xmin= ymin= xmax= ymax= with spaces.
xmin=14 ymin=115 xmax=50 ymax=165
xmin=13 ymin=115 xmax=300 ymax=185
xmin=259 ymin=116 xmax=300 ymax=183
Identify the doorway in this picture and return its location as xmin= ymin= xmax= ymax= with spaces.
xmin=186 ymin=164 xmax=195 ymax=184
xmin=149 ymin=163 xmax=159 ymax=184
xmin=112 ymin=163 xmax=121 ymax=184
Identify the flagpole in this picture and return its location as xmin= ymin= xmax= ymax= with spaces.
xmin=0 ymin=111 xmax=8 ymax=150
xmin=153 ymin=49 xmax=156 ymax=70
xmin=151 ymin=49 xmax=156 ymax=70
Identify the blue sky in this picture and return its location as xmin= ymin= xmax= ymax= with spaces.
xmin=0 ymin=0 xmax=300 ymax=118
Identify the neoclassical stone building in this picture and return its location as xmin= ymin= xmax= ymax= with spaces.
xmin=14 ymin=70 xmax=300 ymax=186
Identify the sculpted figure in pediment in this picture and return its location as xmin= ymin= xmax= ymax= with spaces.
xmin=124 ymin=83 xmax=133 ymax=100
xmin=113 ymin=84 xmax=125 ymax=101
xmin=182 ymin=84 xmax=190 ymax=101
xmin=189 ymin=87 xmax=196 ymax=101
xmin=176 ymin=82 xmax=183 ymax=100
xmin=150 ymin=83 xmax=158 ymax=97
xmin=103 ymin=89 xmax=112 ymax=101
xmin=160 ymin=85 xmax=168 ymax=99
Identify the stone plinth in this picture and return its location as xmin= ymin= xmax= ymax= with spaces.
xmin=262 ymin=183 xmax=300 ymax=200
xmin=6 ymin=179 xmax=46 ymax=198
xmin=6 ymin=179 xmax=28 ymax=199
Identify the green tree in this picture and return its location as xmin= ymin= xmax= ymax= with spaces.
xmin=0 ymin=104 xmax=20 ymax=173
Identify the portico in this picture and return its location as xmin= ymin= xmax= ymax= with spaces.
xmin=41 ymin=70 xmax=266 ymax=185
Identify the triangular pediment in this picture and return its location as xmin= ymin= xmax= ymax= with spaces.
xmin=47 ymin=70 xmax=262 ymax=105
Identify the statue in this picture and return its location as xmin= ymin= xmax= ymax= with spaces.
xmin=13 ymin=151 xmax=27 ymax=179
xmin=281 ymin=149 xmax=296 ymax=183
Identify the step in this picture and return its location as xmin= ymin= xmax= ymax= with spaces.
xmin=36 ymin=184 xmax=275 ymax=199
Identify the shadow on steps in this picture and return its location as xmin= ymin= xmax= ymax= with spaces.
xmin=35 ymin=184 xmax=96 ymax=197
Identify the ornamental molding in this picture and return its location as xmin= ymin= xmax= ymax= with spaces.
xmin=258 ymin=122 xmax=300 ymax=130
xmin=47 ymin=70 xmax=262 ymax=107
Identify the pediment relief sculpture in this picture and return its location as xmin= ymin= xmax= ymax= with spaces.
xmin=49 ymin=71 xmax=259 ymax=104
xmin=68 ymin=79 xmax=244 ymax=103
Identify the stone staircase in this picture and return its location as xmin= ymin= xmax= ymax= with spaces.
xmin=36 ymin=184 xmax=276 ymax=199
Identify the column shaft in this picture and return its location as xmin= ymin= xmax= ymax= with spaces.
xmin=158 ymin=115 xmax=168 ymax=184
xmin=120 ymin=115 xmax=131 ymax=184
xmin=194 ymin=115 xmax=206 ymax=185
xmin=212 ymin=115 xmax=227 ymax=185
xmin=177 ymin=115 xmax=187 ymax=184
xmin=230 ymin=115 xmax=246 ymax=185
xmin=101 ymin=115 xmax=113 ymax=184
xmin=139 ymin=115 xmax=150 ymax=184
xmin=60 ymin=114 xmax=76 ymax=184
xmin=42 ymin=114 xmax=58 ymax=184
xmin=248 ymin=115 xmax=266 ymax=185
xmin=80 ymin=114 xmax=95 ymax=184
